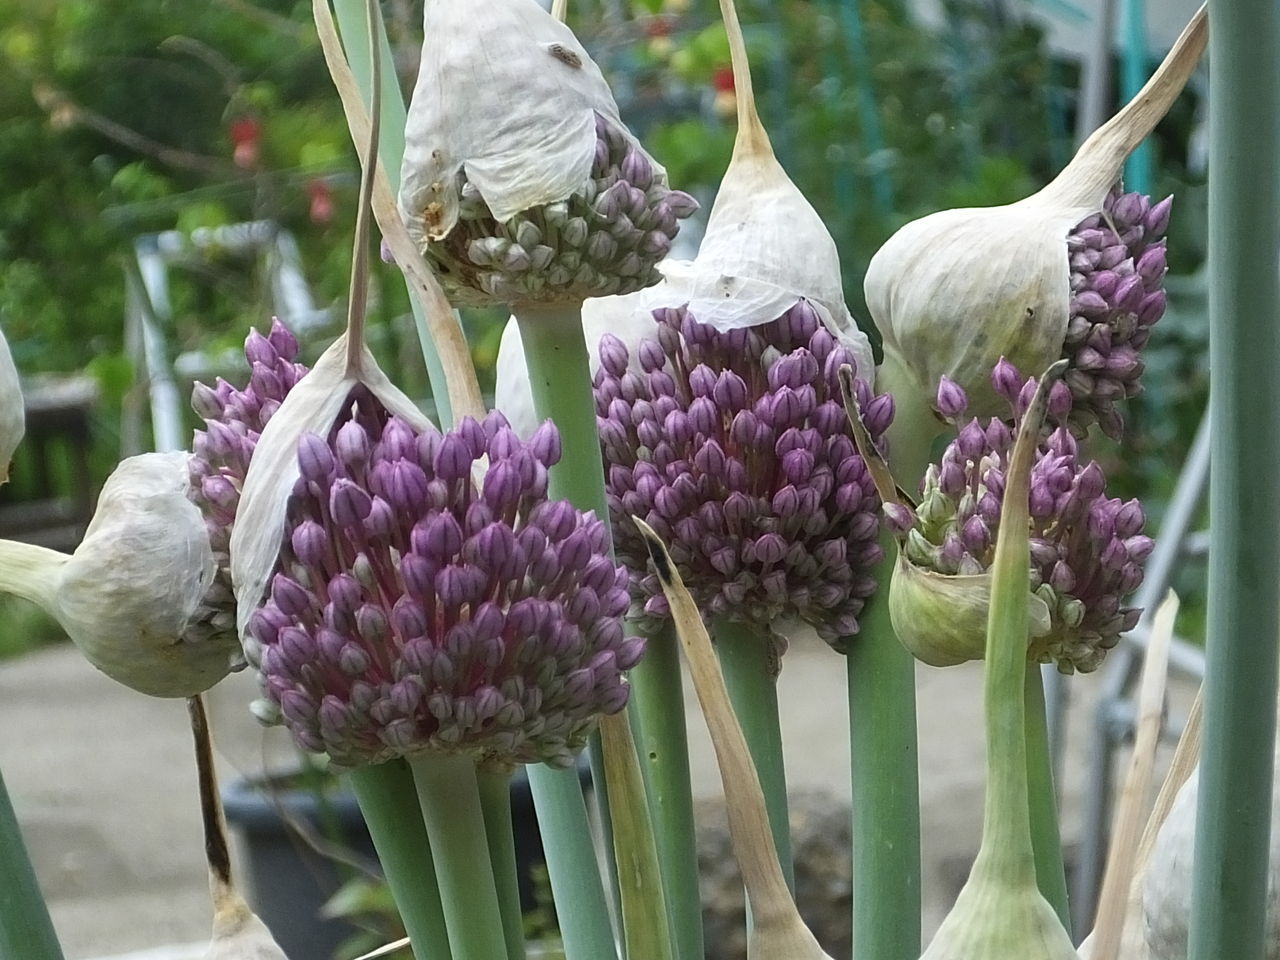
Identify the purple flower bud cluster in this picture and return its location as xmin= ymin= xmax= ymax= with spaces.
xmin=246 ymin=398 xmax=640 ymax=769
xmin=186 ymin=319 xmax=309 ymax=646
xmin=596 ymin=300 xmax=890 ymax=651
xmin=429 ymin=113 xmax=699 ymax=306
xmin=903 ymin=363 xmax=1152 ymax=673
xmin=1063 ymin=188 xmax=1171 ymax=438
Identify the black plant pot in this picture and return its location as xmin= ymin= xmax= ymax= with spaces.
xmin=222 ymin=764 xmax=584 ymax=959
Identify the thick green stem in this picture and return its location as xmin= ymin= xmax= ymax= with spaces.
xmin=476 ymin=765 xmax=526 ymax=960
xmin=845 ymin=594 xmax=921 ymax=959
xmin=525 ymin=763 xmax=619 ymax=960
xmin=512 ymin=306 xmax=610 ymax=519
xmin=1024 ymin=664 xmax=1071 ymax=933
xmin=1190 ymin=0 xmax=1280 ymax=956
xmin=713 ymin=618 xmax=793 ymax=892
xmin=0 ymin=766 xmax=63 ymax=960
xmin=347 ymin=762 xmax=452 ymax=960
xmin=409 ymin=754 xmax=509 ymax=960
xmin=516 ymin=303 xmax=668 ymax=955
xmin=629 ymin=624 xmax=704 ymax=960
xmin=845 ymin=345 xmax=933 ymax=960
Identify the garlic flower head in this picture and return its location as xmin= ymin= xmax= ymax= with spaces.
xmin=600 ymin=301 xmax=889 ymax=650
xmin=654 ymin=0 xmax=869 ymax=360
xmin=887 ymin=364 xmax=1150 ymax=673
xmin=241 ymin=389 xmax=639 ymax=769
xmin=495 ymin=288 xmax=664 ymax=439
xmin=0 ymin=452 xmax=238 ymax=697
xmin=399 ymin=0 xmax=696 ymax=308
xmin=866 ymin=8 xmax=1202 ymax=425
xmin=189 ymin=319 xmax=309 ymax=645
xmin=0 ymin=324 xmax=23 ymax=483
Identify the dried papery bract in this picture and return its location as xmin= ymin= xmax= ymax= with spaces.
xmin=189 ymin=698 xmax=288 ymax=960
xmin=0 ymin=326 xmax=23 ymax=483
xmin=1140 ymin=694 xmax=1280 ymax=959
xmin=399 ymin=0 xmax=697 ymax=307
xmin=654 ymin=0 xmax=871 ymax=368
xmin=635 ymin=518 xmax=834 ymax=960
xmin=0 ymin=452 xmax=239 ymax=697
xmin=1078 ymin=591 xmax=1176 ymax=960
xmin=865 ymin=6 xmax=1203 ymax=425
xmin=918 ymin=363 xmax=1079 ymax=960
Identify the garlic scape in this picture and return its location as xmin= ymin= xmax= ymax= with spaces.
xmin=866 ymin=5 xmax=1203 ymax=431
xmin=654 ymin=0 xmax=872 ymax=366
xmin=0 ymin=324 xmax=23 ymax=483
xmin=919 ymin=363 xmax=1079 ymax=960
xmin=846 ymin=363 xmax=1151 ymax=674
xmin=0 ymin=452 xmax=239 ymax=698
xmin=399 ymin=0 xmax=697 ymax=308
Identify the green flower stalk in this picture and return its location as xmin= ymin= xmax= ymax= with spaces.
xmin=0 ymin=765 xmax=63 ymax=960
xmin=919 ymin=361 xmax=1078 ymax=960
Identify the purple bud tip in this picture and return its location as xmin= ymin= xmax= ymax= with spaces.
xmin=191 ymin=382 xmax=224 ymax=421
xmin=935 ymin=376 xmax=968 ymax=419
xmin=434 ymin=432 xmax=474 ymax=483
xmin=991 ymin=357 xmax=1022 ymax=404
xmin=267 ymin=318 xmax=299 ymax=360
xmin=245 ymin=329 xmax=276 ymax=367
xmin=528 ymin=421 xmax=563 ymax=467
xmin=1048 ymin=381 xmax=1073 ymax=419
xmin=664 ymin=191 xmax=700 ymax=219
xmin=599 ymin=334 xmax=629 ymax=379
xmin=883 ymin=502 xmax=916 ymax=535
xmin=336 ymin=420 xmax=372 ymax=471
xmin=298 ymin=433 xmax=336 ymax=484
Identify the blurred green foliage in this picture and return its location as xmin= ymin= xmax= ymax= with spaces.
xmin=0 ymin=0 xmax=1211 ymax=663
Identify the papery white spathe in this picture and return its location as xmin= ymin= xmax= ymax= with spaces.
xmin=864 ymin=7 xmax=1205 ymax=416
xmin=230 ymin=334 xmax=434 ymax=642
xmin=0 ymin=452 xmax=235 ymax=697
xmin=648 ymin=0 xmax=873 ymax=384
xmin=400 ymin=0 xmax=663 ymax=242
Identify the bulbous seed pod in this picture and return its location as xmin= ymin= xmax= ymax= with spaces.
xmin=865 ymin=8 xmax=1202 ymax=427
xmin=0 ymin=452 xmax=240 ymax=697
xmin=188 ymin=319 xmax=310 ymax=643
xmin=242 ymin=393 xmax=640 ymax=769
xmin=0 ymin=324 xmax=24 ymax=483
xmin=599 ymin=301 xmax=888 ymax=651
xmin=399 ymin=0 xmax=697 ymax=307
xmin=887 ymin=364 xmax=1151 ymax=674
